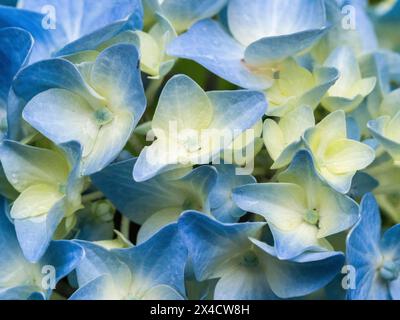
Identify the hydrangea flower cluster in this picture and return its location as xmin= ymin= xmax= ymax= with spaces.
xmin=0 ymin=0 xmax=399 ymax=300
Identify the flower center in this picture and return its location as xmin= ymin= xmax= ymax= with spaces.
xmin=379 ymin=260 xmax=399 ymax=281
xmin=94 ymin=107 xmax=114 ymax=126
xmin=304 ymin=208 xmax=319 ymax=226
xmin=241 ymin=251 xmax=259 ymax=267
xmin=178 ymin=130 xmax=201 ymax=153
xmin=91 ymin=200 xmax=116 ymax=222
xmin=182 ymin=197 xmax=202 ymax=211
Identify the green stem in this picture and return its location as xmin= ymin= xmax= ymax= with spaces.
xmin=120 ymin=216 xmax=131 ymax=239
xmin=128 ymin=134 xmax=145 ymax=156
xmin=145 ymin=77 xmax=164 ymax=112
xmin=82 ymin=191 xmax=104 ymax=203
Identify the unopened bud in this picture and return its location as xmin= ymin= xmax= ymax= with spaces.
xmin=91 ymin=200 xmax=116 ymax=222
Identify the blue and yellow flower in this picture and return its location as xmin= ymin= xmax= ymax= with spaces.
xmin=179 ymin=211 xmax=344 ymax=299
xmin=347 ymin=193 xmax=400 ymax=300
xmin=168 ymin=0 xmax=328 ymax=90
xmin=233 ymin=150 xmax=359 ymax=259
xmin=70 ymin=224 xmax=187 ymax=300
xmin=0 ymin=140 xmax=84 ymax=261
xmin=303 ymin=110 xmax=375 ymax=193
xmin=16 ymin=44 xmax=146 ymax=175
xmin=0 ymin=196 xmax=83 ymax=299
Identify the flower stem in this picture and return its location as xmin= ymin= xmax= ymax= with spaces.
xmin=120 ymin=216 xmax=131 ymax=239
xmin=82 ymin=191 xmax=104 ymax=203
xmin=145 ymin=77 xmax=164 ymax=114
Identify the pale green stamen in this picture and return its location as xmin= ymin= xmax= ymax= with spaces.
xmin=304 ymin=208 xmax=319 ymax=225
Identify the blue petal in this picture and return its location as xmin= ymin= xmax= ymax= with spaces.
xmin=346 ymin=116 xmax=361 ymax=141
xmin=141 ymin=285 xmax=185 ymax=300
xmin=381 ymin=224 xmax=400 ymax=264
xmin=133 ymin=144 xmax=184 ymax=182
xmin=380 ymin=223 xmax=400 ymax=299
xmin=13 ymin=57 xmax=99 ymax=105
xmin=113 ymin=223 xmax=188 ymax=296
xmin=389 ymin=278 xmax=400 ymax=300
xmin=1 ymin=1 xmax=143 ymax=62
xmin=73 ymin=240 xmax=131 ymax=288
xmin=0 ymin=6 xmax=59 ymax=62
xmin=56 ymin=19 xmax=136 ymax=57
xmin=178 ymin=211 xmax=265 ymax=281
xmin=6 ymin=89 xmax=27 ymax=140
xmin=210 ymin=164 xmax=256 ymax=222
xmin=92 ymin=159 xmax=216 ymax=225
xmin=244 ymin=29 xmax=327 ymax=65
xmin=21 ymin=0 xmax=143 ymax=47
xmin=58 ymin=141 xmax=84 ymax=209
xmin=92 ymin=158 xmax=151 ymax=224
xmin=0 ymin=197 xmax=28 ymax=277
xmin=27 ymin=291 xmax=46 ymax=300
xmin=0 ymin=286 xmax=40 ymax=300
xmin=168 ymin=19 xmax=272 ymax=90
xmin=346 ymin=269 xmax=391 ymax=300
xmin=69 ymin=274 xmax=118 ymax=300
xmin=153 ymin=0 xmax=227 ymax=32
xmin=321 ymin=1 xmax=378 ymax=58
xmin=227 ymin=0 xmax=326 ymax=47
xmin=213 ymin=263 xmax=278 ymax=300
xmin=0 ymin=197 xmax=79 ymax=299
xmin=14 ymin=199 xmax=65 ymax=262
xmin=0 ymin=164 xmax=18 ymax=200
xmin=346 ymin=193 xmax=385 ymax=300
xmin=347 ymin=193 xmax=382 ymax=257
xmin=252 ymin=239 xmax=345 ymax=298
xmin=136 ymin=165 xmax=217 ymax=242
xmin=0 ymin=27 xmax=33 ymax=105
xmin=348 ymin=172 xmax=378 ymax=199
xmin=207 ymin=89 xmax=267 ymax=133
xmin=39 ymin=240 xmax=84 ymax=283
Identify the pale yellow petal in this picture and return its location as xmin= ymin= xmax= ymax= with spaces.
xmin=11 ymin=184 xmax=64 ymax=219
xmin=324 ymin=139 xmax=375 ymax=174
